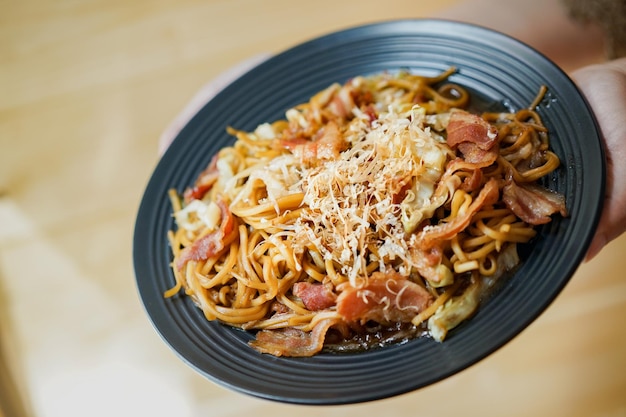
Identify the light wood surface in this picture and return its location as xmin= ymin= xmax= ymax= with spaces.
xmin=1 ymin=1 xmax=624 ymax=416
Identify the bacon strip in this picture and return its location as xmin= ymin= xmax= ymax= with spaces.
xmin=418 ymin=178 xmax=500 ymax=250
xmin=447 ymin=109 xmax=498 ymax=148
xmin=175 ymin=199 xmax=238 ymax=270
xmin=446 ymin=110 xmax=499 ymax=165
xmin=249 ymin=318 xmax=338 ymax=357
xmin=293 ymin=282 xmax=337 ymax=311
xmin=433 ymin=157 xmax=486 ymax=202
xmin=336 ymin=271 xmax=433 ymax=325
xmin=280 ymin=121 xmax=346 ymax=165
xmin=183 ymin=154 xmax=219 ymax=203
xmin=327 ymin=85 xmax=356 ymax=119
xmin=411 ymin=243 xmax=453 ymax=287
xmin=503 ymin=181 xmax=568 ymax=225
xmin=457 ymin=142 xmax=499 ymax=165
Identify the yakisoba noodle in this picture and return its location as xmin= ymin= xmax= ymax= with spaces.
xmin=165 ymin=68 xmax=567 ymax=357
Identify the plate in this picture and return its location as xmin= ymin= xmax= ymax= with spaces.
xmin=133 ymin=19 xmax=604 ymax=405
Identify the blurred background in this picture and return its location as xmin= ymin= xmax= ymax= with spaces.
xmin=1 ymin=1 xmax=624 ymax=416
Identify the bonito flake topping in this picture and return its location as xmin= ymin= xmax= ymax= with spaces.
xmin=290 ymin=104 xmax=453 ymax=286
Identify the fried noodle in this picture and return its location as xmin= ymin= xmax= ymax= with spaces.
xmin=165 ymin=68 xmax=567 ymax=357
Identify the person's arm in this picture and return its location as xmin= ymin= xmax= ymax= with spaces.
xmin=570 ymin=58 xmax=626 ymax=260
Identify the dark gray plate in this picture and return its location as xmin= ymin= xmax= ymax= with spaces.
xmin=133 ymin=19 xmax=604 ymax=405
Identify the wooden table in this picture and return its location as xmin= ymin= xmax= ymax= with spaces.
xmin=1 ymin=1 xmax=623 ymax=416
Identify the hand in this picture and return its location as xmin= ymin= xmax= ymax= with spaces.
xmin=570 ymin=57 xmax=626 ymax=261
